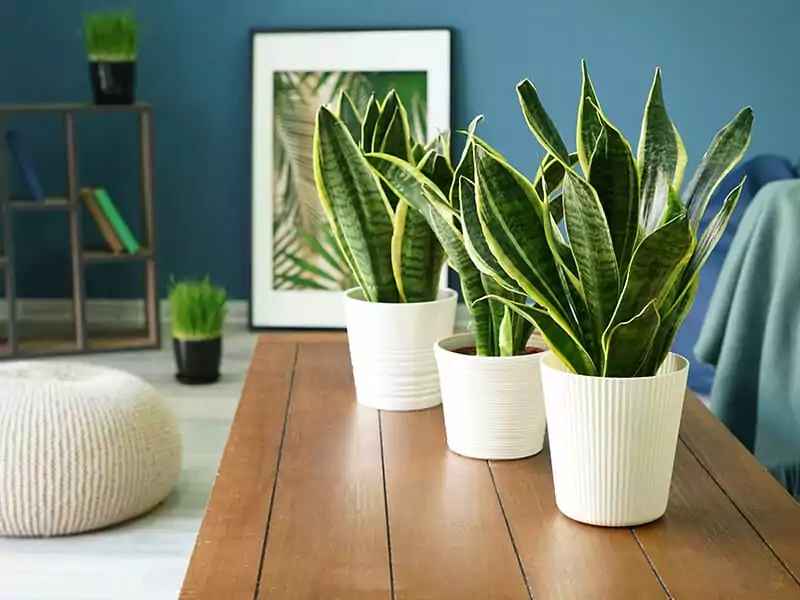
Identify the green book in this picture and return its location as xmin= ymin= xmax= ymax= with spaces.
xmin=93 ymin=188 xmax=140 ymax=254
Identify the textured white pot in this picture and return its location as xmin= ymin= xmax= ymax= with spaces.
xmin=434 ymin=332 xmax=547 ymax=460
xmin=541 ymin=352 xmax=690 ymax=527
xmin=344 ymin=287 xmax=457 ymax=411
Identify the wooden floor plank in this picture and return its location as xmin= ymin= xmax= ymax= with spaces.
xmin=180 ymin=339 xmax=296 ymax=599
xmin=381 ymin=407 xmax=530 ymax=600
xmin=680 ymin=395 xmax=800 ymax=582
xmin=491 ymin=447 xmax=667 ymax=600
xmin=256 ymin=343 xmax=391 ymax=599
xmin=634 ymin=441 xmax=800 ymax=599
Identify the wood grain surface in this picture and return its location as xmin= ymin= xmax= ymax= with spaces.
xmin=181 ymin=338 xmax=800 ymax=600
xmin=179 ymin=341 xmax=296 ymax=599
xmin=680 ymin=397 xmax=800 ymax=583
xmin=381 ymin=408 xmax=530 ymax=600
xmin=490 ymin=448 xmax=668 ymax=600
xmin=256 ymin=343 xmax=391 ymax=599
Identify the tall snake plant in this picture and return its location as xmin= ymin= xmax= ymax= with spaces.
xmin=482 ymin=63 xmax=752 ymax=376
xmin=313 ymin=90 xmax=449 ymax=303
xmin=376 ymin=62 xmax=753 ymax=376
xmin=367 ymin=118 xmax=537 ymax=357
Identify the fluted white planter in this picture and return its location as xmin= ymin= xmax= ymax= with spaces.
xmin=434 ymin=332 xmax=547 ymax=460
xmin=541 ymin=352 xmax=690 ymax=527
xmin=345 ymin=287 xmax=457 ymax=411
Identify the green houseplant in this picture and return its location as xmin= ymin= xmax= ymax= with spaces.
xmin=169 ymin=275 xmax=227 ymax=385
xmin=313 ymin=90 xmax=458 ymax=411
xmin=467 ymin=62 xmax=752 ymax=526
xmin=83 ymin=10 xmax=137 ymax=104
xmin=366 ymin=118 xmax=551 ymax=459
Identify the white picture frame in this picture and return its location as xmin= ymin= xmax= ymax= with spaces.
xmin=250 ymin=28 xmax=452 ymax=329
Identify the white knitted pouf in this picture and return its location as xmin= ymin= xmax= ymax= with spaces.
xmin=0 ymin=361 xmax=182 ymax=537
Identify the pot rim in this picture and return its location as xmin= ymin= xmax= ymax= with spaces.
xmin=345 ymin=286 xmax=458 ymax=307
xmin=541 ymin=350 xmax=689 ymax=381
xmin=173 ymin=334 xmax=222 ymax=342
xmin=434 ymin=331 xmax=546 ymax=364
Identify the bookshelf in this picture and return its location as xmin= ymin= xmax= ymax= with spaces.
xmin=0 ymin=102 xmax=160 ymax=359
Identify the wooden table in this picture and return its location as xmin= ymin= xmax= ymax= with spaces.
xmin=180 ymin=337 xmax=800 ymax=599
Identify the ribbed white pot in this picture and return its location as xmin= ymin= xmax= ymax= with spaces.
xmin=434 ymin=333 xmax=547 ymax=460
xmin=344 ymin=288 xmax=457 ymax=411
xmin=541 ymin=352 xmax=690 ymax=527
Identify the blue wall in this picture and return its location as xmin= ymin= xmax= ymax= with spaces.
xmin=2 ymin=0 xmax=799 ymax=299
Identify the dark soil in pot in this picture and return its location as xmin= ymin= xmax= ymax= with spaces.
xmin=174 ymin=337 xmax=222 ymax=384
xmin=89 ymin=61 xmax=136 ymax=104
xmin=452 ymin=346 xmax=545 ymax=356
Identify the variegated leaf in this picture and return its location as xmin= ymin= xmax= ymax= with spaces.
xmin=602 ymin=300 xmax=660 ymax=377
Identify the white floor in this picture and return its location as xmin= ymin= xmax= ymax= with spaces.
xmin=0 ymin=326 xmax=259 ymax=600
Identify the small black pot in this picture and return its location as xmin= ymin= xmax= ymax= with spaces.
xmin=89 ymin=60 xmax=136 ymax=105
xmin=173 ymin=337 xmax=222 ymax=385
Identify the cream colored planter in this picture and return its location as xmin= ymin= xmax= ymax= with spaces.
xmin=541 ymin=352 xmax=690 ymax=527
xmin=434 ymin=332 xmax=547 ymax=460
xmin=344 ymin=288 xmax=457 ymax=411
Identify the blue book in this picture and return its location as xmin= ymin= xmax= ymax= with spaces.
xmin=4 ymin=130 xmax=45 ymax=201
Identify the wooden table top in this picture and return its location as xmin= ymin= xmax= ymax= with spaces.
xmin=180 ymin=336 xmax=800 ymax=599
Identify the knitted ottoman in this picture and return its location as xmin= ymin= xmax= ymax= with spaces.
xmin=0 ymin=361 xmax=182 ymax=537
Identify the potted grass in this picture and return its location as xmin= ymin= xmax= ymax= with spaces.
xmin=168 ymin=275 xmax=227 ymax=385
xmin=464 ymin=61 xmax=753 ymax=526
xmin=83 ymin=10 xmax=138 ymax=105
xmin=313 ymin=90 xmax=457 ymax=411
xmin=366 ymin=119 xmax=553 ymax=459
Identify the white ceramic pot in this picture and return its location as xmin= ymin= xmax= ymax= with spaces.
xmin=344 ymin=287 xmax=457 ymax=411
xmin=434 ymin=332 xmax=547 ymax=460
xmin=541 ymin=352 xmax=690 ymax=527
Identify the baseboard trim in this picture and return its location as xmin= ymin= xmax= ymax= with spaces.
xmin=0 ymin=299 xmax=470 ymax=331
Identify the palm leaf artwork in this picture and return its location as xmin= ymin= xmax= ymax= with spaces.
xmin=461 ymin=61 xmax=753 ymax=376
xmin=272 ymin=71 xmax=427 ymax=292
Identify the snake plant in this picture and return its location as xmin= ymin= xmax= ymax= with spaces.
xmin=313 ymin=90 xmax=448 ymax=303
xmin=366 ymin=118 xmax=536 ymax=357
xmin=470 ymin=62 xmax=754 ymax=377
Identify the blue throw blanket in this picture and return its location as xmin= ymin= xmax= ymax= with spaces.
xmin=672 ymin=155 xmax=799 ymax=396
xmin=695 ymin=179 xmax=800 ymax=500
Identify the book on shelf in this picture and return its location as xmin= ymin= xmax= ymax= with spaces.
xmin=92 ymin=188 xmax=141 ymax=254
xmin=79 ymin=187 xmax=125 ymax=254
xmin=4 ymin=129 xmax=45 ymax=201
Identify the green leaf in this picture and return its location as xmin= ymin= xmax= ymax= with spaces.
xmin=361 ymin=94 xmax=379 ymax=150
xmin=513 ymin=316 xmax=535 ymax=355
xmin=411 ymin=143 xmax=426 ymax=165
xmin=499 ymin=307 xmax=515 ymax=357
xmin=659 ymin=184 xmax=686 ymax=228
xmin=473 ymin=146 xmax=575 ymax=333
xmin=602 ymin=300 xmax=660 ymax=377
xmin=674 ymin=177 xmax=745 ymax=306
xmin=637 ymin=68 xmax=687 ymax=232
xmin=684 ymin=107 xmax=754 ymax=230
xmin=366 ymin=152 xmax=494 ymax=353
xmin=337 ymin=91 xmax=362 ymax=142
xmin=576 ymin=60 xmax=604 ymax=176
xmin=608 ymin=212 xmax=693 ymax=329
xmin=391 ymin=199 xmax=442 ymax=302
xmin=517 ymin=79 xmax=570 ymax=163
xmin=533 ymin=153 xmax=579 ymax=201
xmin=313 ymin=106 xmax=398 ymax=302
xmin=458 ymin=176 xmax=519 ymax=289
xmin=588 ymin=119 xmax=640 ymax=273
xmin=562 ymin=171 xmax=620 ymax=351
xmin=484 ymin=296 xmax=597 ymax=375
xmin=549 ymin=193 xmax=564 ymax=223
xmin=420 ymin=151 xmax=454 ymax=200
xmin=372 ymin=91 xmax=410 ymax=160
xmin=638 ymin=278 xmax=698 ymax=376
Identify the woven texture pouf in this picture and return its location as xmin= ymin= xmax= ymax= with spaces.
xmin=0 ymin=361 xmax=182 ymax=537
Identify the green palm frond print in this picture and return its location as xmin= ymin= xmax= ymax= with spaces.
xmin=272 ymin=70 xmax=428 ymax=291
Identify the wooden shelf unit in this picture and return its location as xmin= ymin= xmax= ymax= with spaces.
xmin=0 ymin=102 xmax=160 ymax=359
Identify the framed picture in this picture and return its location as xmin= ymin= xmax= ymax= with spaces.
xmin=250 ymin=28 xmax=452 ymax=329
